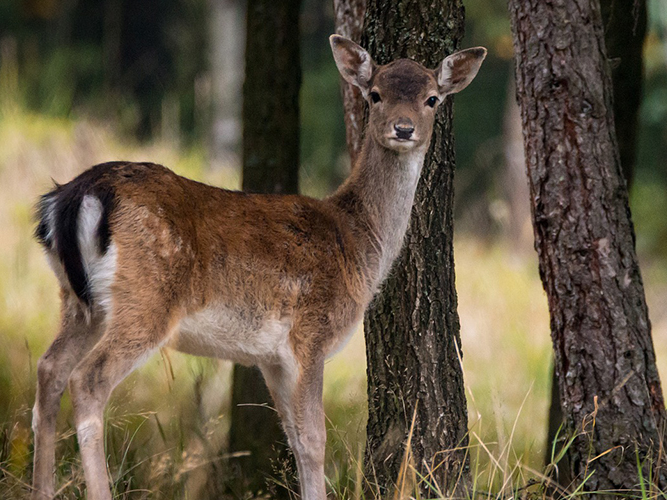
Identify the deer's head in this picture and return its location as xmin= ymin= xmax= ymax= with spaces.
xmin=330 ymin=35 xmax=486 ymax=153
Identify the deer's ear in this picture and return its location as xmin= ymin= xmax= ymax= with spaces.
xmin=436 ymin=47 xmax=487 ymax=96
xmin=330 ymin=35 xmax=375 ymax=96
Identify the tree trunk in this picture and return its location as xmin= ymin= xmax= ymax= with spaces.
xmin=543 ymin=0 xmax=648 ymax=478
xmin=509 ymin=0 xmax=666 ymax=494
xmin=360 ymin=1 xmax=470 ymax=497
xmin=601 ymin=0 xmax=646 ymax=189
xmin=225 ymin=0 xmax=301 ymax=497
xmin=240 ymin=0 xmax=301 ymax=196
xmin=208 ymin=0 xmax=245 ymax=169
xmin=502 ymin=76 xmax=532 ymax=255
xmin=333 ymin=0 xmax=366 ymax=165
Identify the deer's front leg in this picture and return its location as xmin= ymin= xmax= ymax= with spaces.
xmin=263 ymin=353 xmax=326 ymax=500
xmin=293 ymin=357 xmax=326 ymax=500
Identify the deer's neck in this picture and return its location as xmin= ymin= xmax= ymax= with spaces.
xmin=329 ymin=134 xmax=426 ymax=291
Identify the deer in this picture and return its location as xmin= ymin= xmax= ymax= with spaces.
xmin=31 ymin=35 xmax=485 ymax=500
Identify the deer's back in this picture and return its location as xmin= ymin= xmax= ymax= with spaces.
xmin=36 ymin=162 xmax=366 ymax=362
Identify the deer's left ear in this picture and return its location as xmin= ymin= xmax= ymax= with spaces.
xmin=436 ymin=47 xmax=487 ymax=96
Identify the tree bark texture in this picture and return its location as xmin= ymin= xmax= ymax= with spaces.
xmin=509 ymin=0 xmax=666 ymax=494
xmin=333 ymin=0 xmax=366 ymax=165
xmin=360 ymin=1 xmax=470 ymax=496
xmin=226 ymin=0 xmax=301 ymax=497
xmin=544 ymin=0 xmax=648 ymax=475
xmin=240 ymin=0 xmax=301 ymax=195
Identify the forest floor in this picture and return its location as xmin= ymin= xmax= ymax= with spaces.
xmin=1 ymin=110 xmax=666 ymax=498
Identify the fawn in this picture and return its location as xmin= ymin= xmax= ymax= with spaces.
xmin=31 ymin=35 xmax=485 ymax=500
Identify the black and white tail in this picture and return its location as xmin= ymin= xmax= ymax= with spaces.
xmin=34 ymin=162 xmax=121 ymax=307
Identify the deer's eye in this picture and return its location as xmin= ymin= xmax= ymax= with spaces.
xmin=426 ymin=96 xmax=438 ymax=108
xmin=370 ymin=91 xmax=381 ymax=104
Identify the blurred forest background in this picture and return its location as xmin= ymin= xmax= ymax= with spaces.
xmin=0 ymin=0 xmax=666 ymax=497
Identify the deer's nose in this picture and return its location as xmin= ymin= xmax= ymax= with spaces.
xmin=394 ymin=120 xmax=415 ymax=139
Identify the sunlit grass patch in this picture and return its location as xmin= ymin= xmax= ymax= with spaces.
xmin=456 ymin=238 xmax=552 ymax=470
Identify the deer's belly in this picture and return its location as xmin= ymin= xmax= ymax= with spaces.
xmin=169 ymin=304 xmax=293 ymax=366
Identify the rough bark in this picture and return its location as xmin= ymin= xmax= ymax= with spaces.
xmin=240 ymin=0 xmax=301 ymax=195
xmin=509 ymin=0 xmax=666 ymax=494
xmin=360 ymin=1 xmax=470 ymax=496
xmin=226 ymin=0 xmax=301 ymax=496
xmin=333 ymin=0 xmax=366 ymax=165
xmin=544 ymin=0 xmax=648 ymax=476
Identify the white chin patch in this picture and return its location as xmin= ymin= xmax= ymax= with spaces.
xmin=387 ymin=138 xmax=417 ymax=152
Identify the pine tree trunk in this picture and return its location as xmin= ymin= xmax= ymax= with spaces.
xmin=225 ymin=0 xmax=301 ymax=496
xmin=509 ymin=0 xmax=666 ymax=493
xmin=360 ymin=1 xmax=470 ymax=496
xmin=543 ymin=0 xmax=648 ymax=479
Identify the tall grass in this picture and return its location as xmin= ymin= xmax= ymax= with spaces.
xmin=0 ymin=107 xmax=666 ymax=498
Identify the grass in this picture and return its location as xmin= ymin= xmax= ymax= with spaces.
xmin=1 ymin=107 xmax=666 ymax=498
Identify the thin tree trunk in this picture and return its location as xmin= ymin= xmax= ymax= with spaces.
xmin=502 ymin=76 xmax=532 ymax=255
xmin=601 ymin=0 xmax=646 ymax=189
xmin=360 ymin=1 xmax=470 ymax=497
xmin=225 ymin=0 xmax=301 ymax=497
xmin=333 ymin=0 xmax=366 ymax=165
xmin=543 ymin=0 xmax=648 ymax=478
xmin=240 ymin=0 xmax=301 ymax=196
xmin=208 ymin=0 xmax=245 ymax=169
xmin=509 ymin=0 xmax=666 ymax=494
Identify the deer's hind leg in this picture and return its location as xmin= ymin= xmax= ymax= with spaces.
xmin=67 ymin=296 xmax=179 ymax=500
xmin=32 ymin=290 xmax=106 ymax=500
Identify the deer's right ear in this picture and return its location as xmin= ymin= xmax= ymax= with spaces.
xmin=330 ymin=35 xmax=374 ymax=96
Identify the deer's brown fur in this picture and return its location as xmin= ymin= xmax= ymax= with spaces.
xmin=31 ymin=35 xmax=485 ymax=500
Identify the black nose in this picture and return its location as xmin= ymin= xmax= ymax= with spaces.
xmin=394 ymin=121 xmax=414 ymax=140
